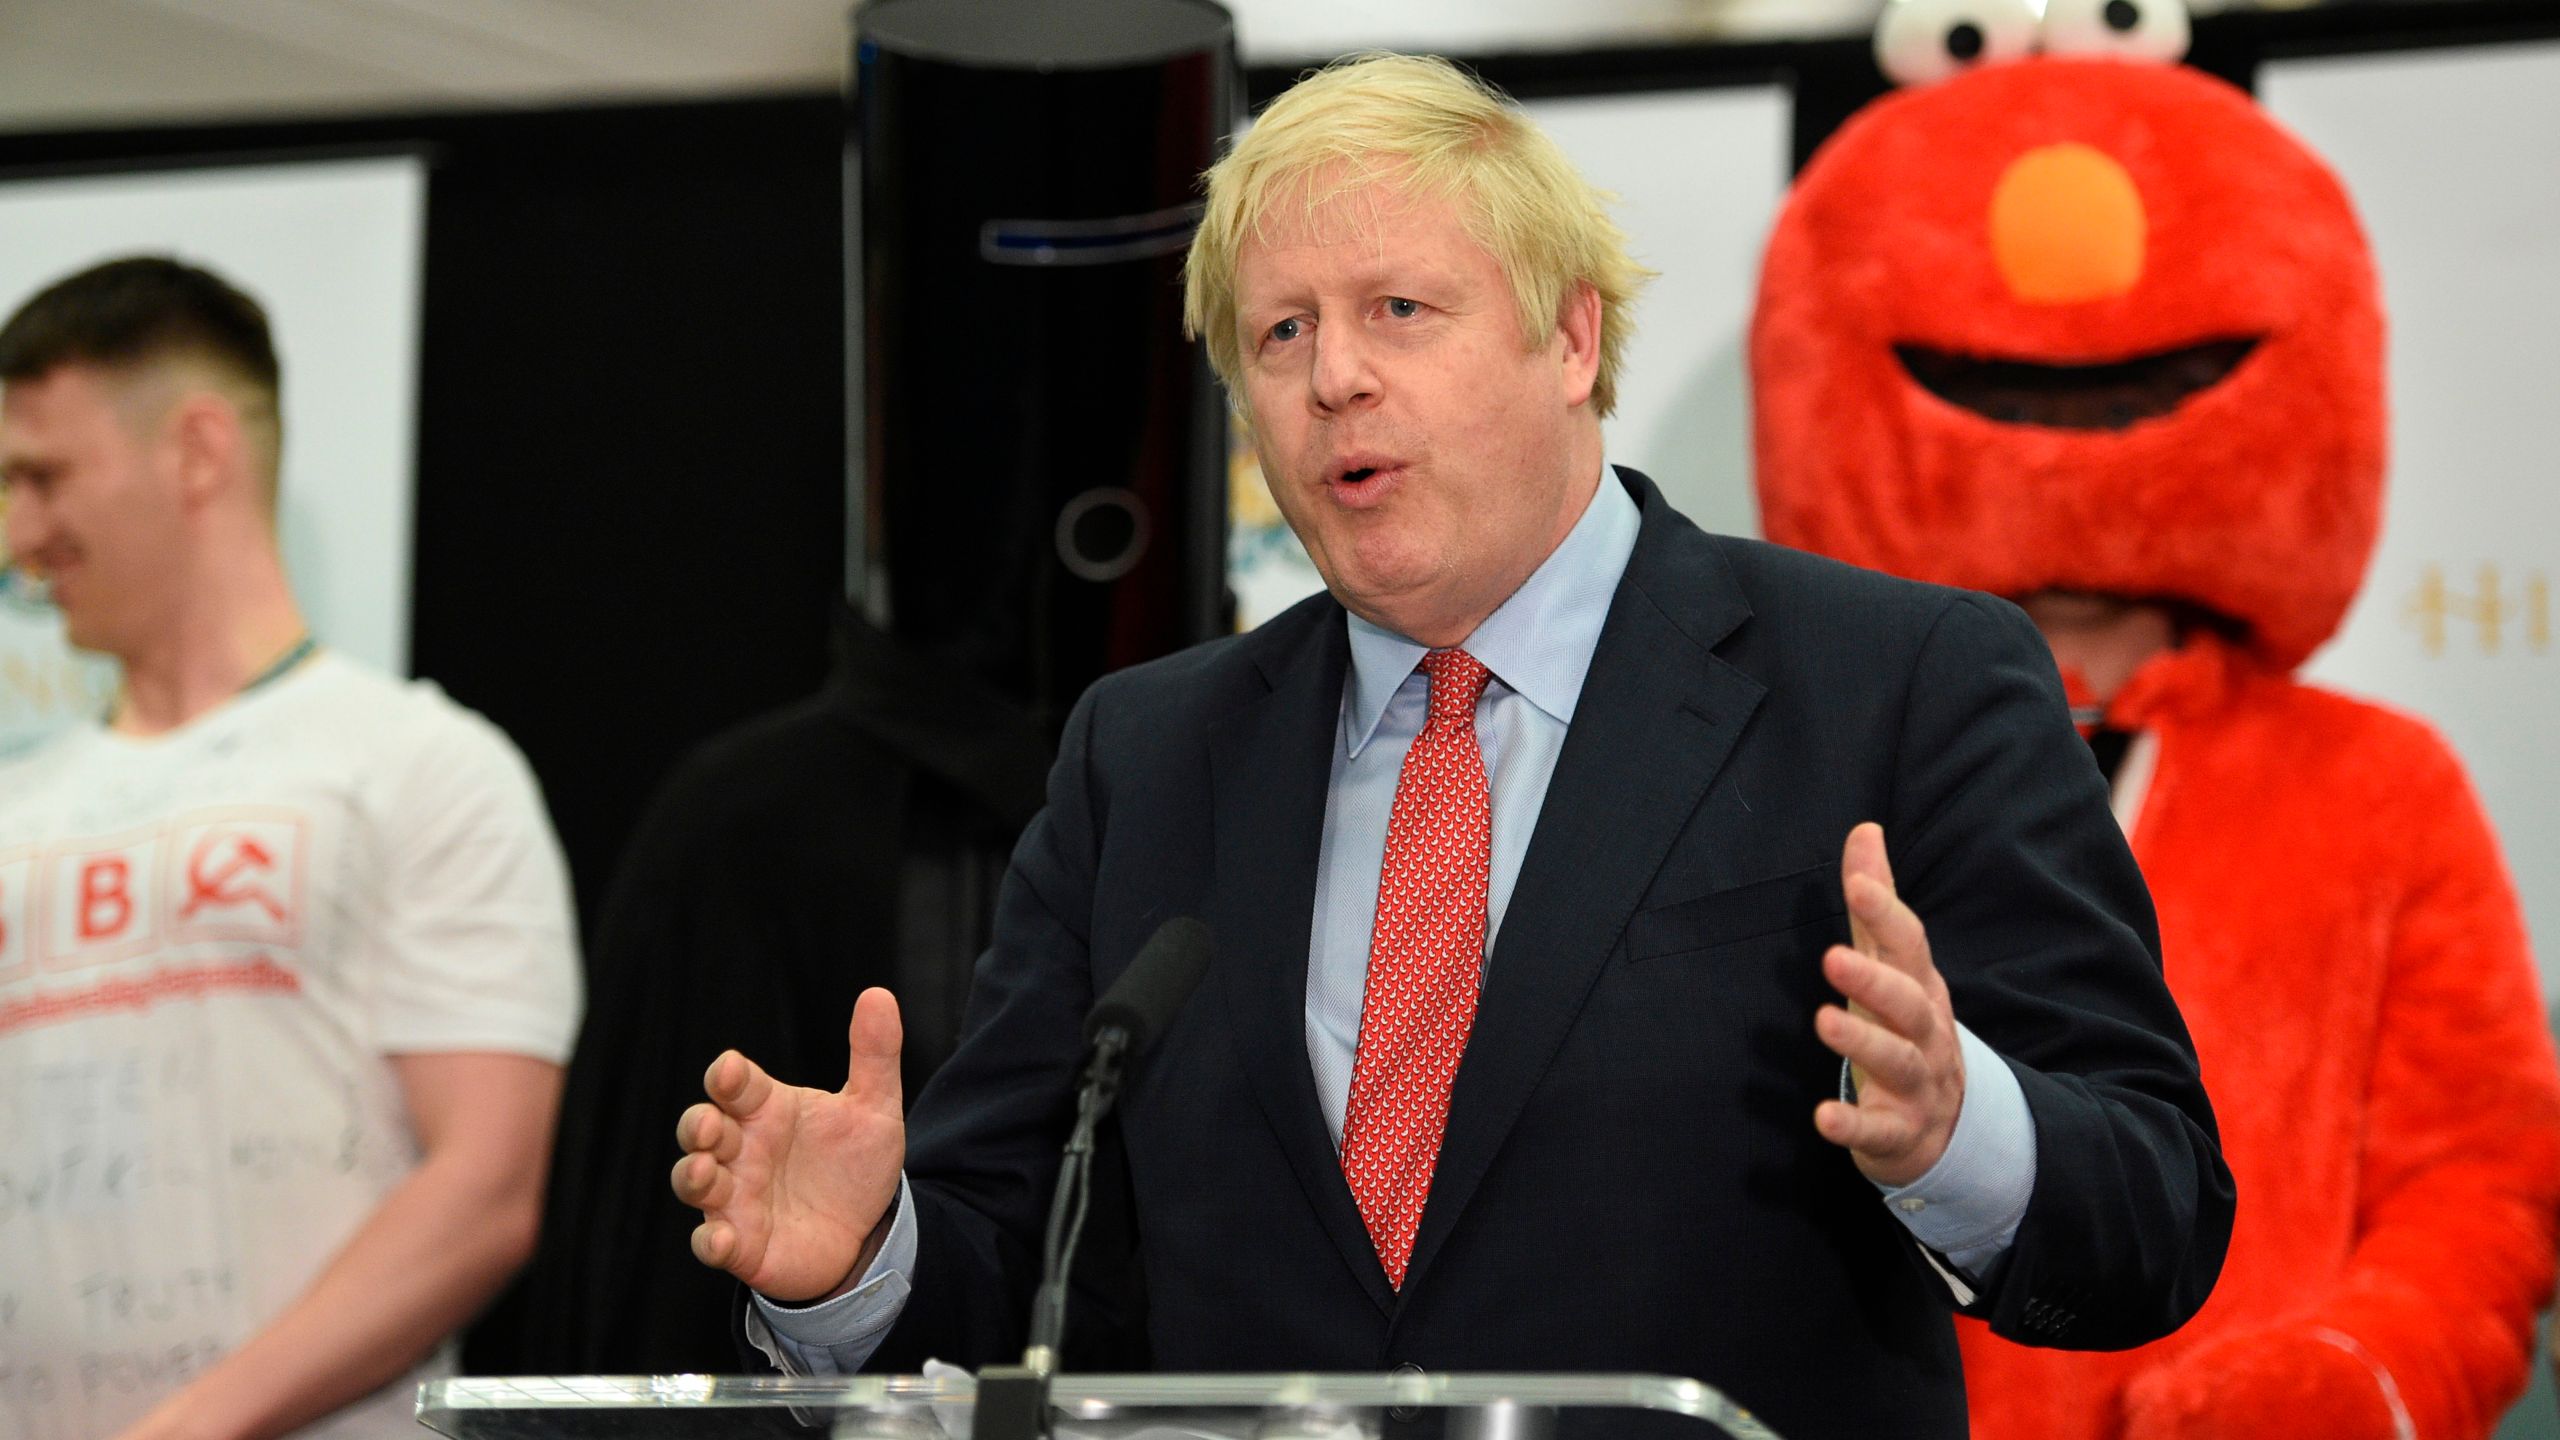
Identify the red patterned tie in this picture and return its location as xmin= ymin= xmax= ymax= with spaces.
xmin=1339 ymin=647 xmax=1494 ymax=1289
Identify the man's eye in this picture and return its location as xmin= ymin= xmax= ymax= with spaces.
xmin=1385 ymin=297 xmax=1421 ymax=319
xmin=1268 ymin=317 xmax=1304 ymax=344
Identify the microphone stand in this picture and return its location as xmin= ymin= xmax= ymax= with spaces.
xmin=972 ymin=914 xmax=1209 ymax=1440
xmin=975 ymin=1026 xmax=1133 ymax=1440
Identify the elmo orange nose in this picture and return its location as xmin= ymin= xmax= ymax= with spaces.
xmin=1991 ymin=143 xmax=2147 ymax=304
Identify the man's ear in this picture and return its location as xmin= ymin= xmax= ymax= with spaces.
xmin=164 ymin=391 xmax=245 ymax=509
xmin=1555 ymin=280 xmax=1603 ymax=409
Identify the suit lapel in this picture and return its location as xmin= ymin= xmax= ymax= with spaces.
xmin=1208 ymin=604 xmax=1398 ymax=1317
xmin=1399 ymin=476 xmax=1768 ymax=1300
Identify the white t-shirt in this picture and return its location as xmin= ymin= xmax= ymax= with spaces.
xmin=0 ymin=653 xmax=581 ymax=1440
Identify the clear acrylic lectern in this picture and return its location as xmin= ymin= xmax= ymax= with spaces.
xmin=417 ymin=1372 xmax=1783 ymax=1440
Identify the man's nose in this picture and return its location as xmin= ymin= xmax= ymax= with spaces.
xmin=1309 ymin=326 xmax=1380 ymax=413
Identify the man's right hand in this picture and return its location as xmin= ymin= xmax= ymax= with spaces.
xmin=672 ymin=986 xmax=907 ymax=1303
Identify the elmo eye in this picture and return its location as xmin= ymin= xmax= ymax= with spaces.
xmin=2042 ymin=0 xmax=2191 ymax=63
xmin=1875 ymin=0 xmax=2040 ymax=87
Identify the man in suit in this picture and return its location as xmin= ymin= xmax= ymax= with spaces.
xmin=671 ymin=53 xmax=2234 ymax=1439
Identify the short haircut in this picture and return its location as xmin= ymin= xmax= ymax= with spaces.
xmin=1183 ymin=52 xmax=1652 ymax=419
xmin=0 ymin=255 xmax=283 ymax=486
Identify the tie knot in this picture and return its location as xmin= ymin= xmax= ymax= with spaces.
xmin=1419 ymin=648 xmax=1492 ymax=730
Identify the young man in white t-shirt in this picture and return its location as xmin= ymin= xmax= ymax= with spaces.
xmin=0 ymin=256 xmax=582 ymax=1440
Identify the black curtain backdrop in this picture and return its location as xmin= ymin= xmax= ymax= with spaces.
xmin=0 ymin=94 xmax=850 ymax=935
xmin=405 ymin=98 xmax=846 ymax=937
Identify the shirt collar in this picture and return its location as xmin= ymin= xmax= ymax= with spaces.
xmin=1342 ymin=462 xmax=1642 ymax=756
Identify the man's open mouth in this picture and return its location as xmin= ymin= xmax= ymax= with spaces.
xmin=1330 ymin=458 xmax=1401 ymax=489
xmin=1895 ymin=337 xmax=2259 ymax=431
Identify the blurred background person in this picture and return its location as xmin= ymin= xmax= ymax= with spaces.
xmin=1753 ymin=5 xmax=2560 ymax=1436
xmin=0 ymin=256 xmax=581 ymax=1440
xmin=506 ymin=0 xmax=1233 ymax=1376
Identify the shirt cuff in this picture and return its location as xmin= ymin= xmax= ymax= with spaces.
xmin=1867 ymin=1023 xmax=2037 ymax=1277
xmin=747 ymin=1175 xmax=917 ymax=1374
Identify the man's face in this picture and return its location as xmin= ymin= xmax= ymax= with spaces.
xmin=0 ymin=364 xmax=185 ymax=656
xmin=1232 ymin=175 xmax=1601 ymax=646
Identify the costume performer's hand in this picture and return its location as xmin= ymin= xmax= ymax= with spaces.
xmin=2120 ymin=1324 xmax=2403 ymax=1440
xmin=1814 ymin=822 xmax=1967 ymax=1188
xmin=672 ymin=986 xmax=907 ymax=1302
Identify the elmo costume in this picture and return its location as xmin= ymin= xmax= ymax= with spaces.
xmin=1752 ymin=2 xmax=2560 ymax=1436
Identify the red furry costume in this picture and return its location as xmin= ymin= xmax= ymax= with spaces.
xmin=1752 ymin=31 xmax=2560 ymax=1440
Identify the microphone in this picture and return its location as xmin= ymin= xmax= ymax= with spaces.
xmin=977 ymin=919 xmax=1211 ymax=1440
xmin=1085 ymin=916 xmax=1212 ymax=1054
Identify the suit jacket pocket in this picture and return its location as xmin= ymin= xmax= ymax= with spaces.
xmin=1626 ymin=863 xmax=1847 ymax=962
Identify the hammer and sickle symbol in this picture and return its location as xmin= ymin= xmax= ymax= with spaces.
xmin=182 ymin=833 xmax=288 ymax=922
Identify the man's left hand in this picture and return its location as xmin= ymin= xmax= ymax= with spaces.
xmin=1813 ymin=821 xmax=1966 ymax=1187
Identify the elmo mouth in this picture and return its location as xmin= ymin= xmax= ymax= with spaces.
xmin=1896 ymin=337 xmax=2259 ymax=431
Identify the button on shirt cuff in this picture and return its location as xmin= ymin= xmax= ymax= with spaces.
xmin=1859 ymin=1024 xmax=2038 ymax=1279
xmin=748 ymin=1175 xmax=918 ymax=1374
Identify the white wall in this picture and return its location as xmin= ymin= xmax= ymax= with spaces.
xmin=1226 ymin=0 xmax=1870 ymax=62
xmin=2265 ymin=42 xmax=2560 ymax=1000
xmin=1544 ymin=86 xmax=1790 ymax=538
xmin=0 ymin=155 xmax=425 ymax=756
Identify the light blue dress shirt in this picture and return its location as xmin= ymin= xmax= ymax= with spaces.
xmin=754 ymin=465 xmax=2036 ymax=1370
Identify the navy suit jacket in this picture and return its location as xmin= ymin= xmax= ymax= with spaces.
xmin=867 ymin=470 xmax=2233 ymax=1439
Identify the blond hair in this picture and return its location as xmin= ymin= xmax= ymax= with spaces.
xmin=1183 ymin=52 xmax=1653 ymax=419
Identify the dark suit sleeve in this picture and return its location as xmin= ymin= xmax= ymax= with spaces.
xmin=864 ymin=683 xmax=1126 ymax=1371
xmin=1889 ymin=592 xmax=2235 ymax=1350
